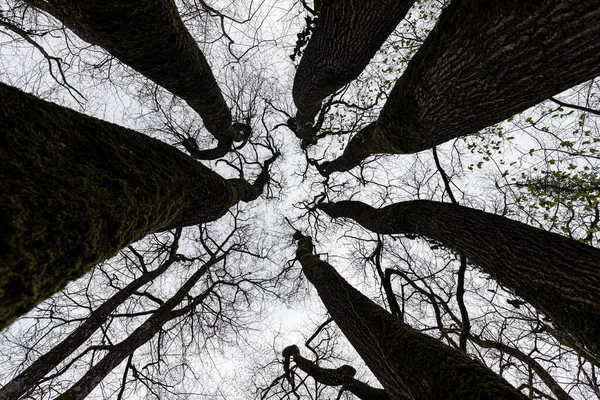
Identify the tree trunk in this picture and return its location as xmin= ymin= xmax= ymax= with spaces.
xmin=0 ymin=83 xmax=270 ymax=329
xmin=318 ymin=200 xmax=600 ymax=360
xmin=0 ymin=243 xmax=180 ymax=400
xmin=31 ymin=0 xmax=241 ymax=156
xmin=55 ymin=254 xmax=224 ymax=399
xmin=293 ymin=232 xmax=527 ymax=400
xmin=321 ymin=0 xmax=600 ymax=175
xmin=291 ymin=0 xmax=415 ymax=143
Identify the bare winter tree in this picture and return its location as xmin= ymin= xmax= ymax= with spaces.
xmin=0 ymin=83 xmax=278 ymax=329
xmin=317 ymin=200 xmax=600 ymax=360
xmin=0 ymin=229 xmax=185 ymax=400
xmin=26 ymin=0 xmax=249 ymax=158
xmin=292 ymin=231 xmax=527 ymax=399
xmin=1 ymin=208 xmax=274 ymax=399
xmin=290 ymin=0 xmax=416 ymax=146
xmin=2 ymin=0 xmax=600 ymax=398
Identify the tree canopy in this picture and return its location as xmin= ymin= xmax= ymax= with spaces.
xmin=1 ymin=0 xmax=599 ymax=399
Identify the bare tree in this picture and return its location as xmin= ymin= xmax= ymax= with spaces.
xmin=0 ymin=229 xmax=184 ymax=400
xmin=27 ymin=0 xmax=249 ymax=158
xmin=0 ymin=83 xmax=278 ymax=329
xmin=317 ymin=200 xmax=600 ymax=360
xmin=2 ymin=1 xmax=600 ymax=398
xmin=290 ymin=0 xmax=416 ymax=146
xmin=293 ymin=231 xmax=527 ymax=399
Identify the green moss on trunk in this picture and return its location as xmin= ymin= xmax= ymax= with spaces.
xmin=0 ymin=83 xmax=236 ymax=329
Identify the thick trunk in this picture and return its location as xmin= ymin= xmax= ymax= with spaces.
xmin=55 ymin=254 xmax=223 ymax=399
xmin=0 ymin=83 xmax=265 ymax=329
xmin=32 ymin=0 xmax=240 ymax=151
xmin=318 ymin=200 xmax=600 ymax=360
xmin=294 ymin=232 xmax=526 ymax=400
xmin=291 ymin=0 xmax=415 ymax=143
xmin=321 ymin=0 xmax=600 ymax=175
xmin=0 ymin=251 xmax=178 ymax=400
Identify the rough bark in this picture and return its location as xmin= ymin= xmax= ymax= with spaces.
xmin=30 ymin=0 xmax=243 ymax=156
xmin=293 ymin=232 xmax=527 ymax=400
xmin=0 ymin=244 xmax=180 ymax=400
xmin=55 ymin=254 xmax=224 ymax=400
xmin=291 ymin=0 xmax=415 ymax=144
xmin=0 ymin=83 xmax=273 ymax=329
xmin=321 ymin=0 xmax=600 ymax=175
xmin=318 ymin=200 xmax=600 ymax=360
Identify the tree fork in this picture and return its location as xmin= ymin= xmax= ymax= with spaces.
xmin=293 ymin=232 xmax=527 ymax=400
xmin=282 ymin=344 xmax=391 ymax=400
xmin=317 ymin=200 xmax=600 ymax=360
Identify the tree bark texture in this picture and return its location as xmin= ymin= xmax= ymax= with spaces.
xmin=32 ymin=0 xmax=239 ymax=149
xmin=321 ymin=0 xmax=600 ymax=175
xmin=0 ymin=251 xmax=178 ymax=400
xmin=0 ymin=83 xmax=261 ymax=329
xmin=294 ymin=232 xmax=527 ymax=400
xmin=291 ymin=0 xmax=415 ymax=142
xmin=318 ymin=200 xmax=600 ymax=360
xmin=55 ymin=254 xmax=223 ymax=400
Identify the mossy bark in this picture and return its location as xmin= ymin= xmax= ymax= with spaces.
xmin=0 ymin=83 xmax=242 ymax=329
xmin=292 ymin=0 xmax=415 ymax=142
xmin=294 ymin=232 xmax=527 ymax=400
xmin=322 ymin=0 xmax=600 ymax=174
xmin=32 ymin=0 xmax=238 ymax=148
xmin=318 ymin=200 xmax=600 ymax=361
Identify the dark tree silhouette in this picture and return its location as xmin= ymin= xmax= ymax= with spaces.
xmin=0 ymin=83 xmax=277 ymax=329
xmin=28 ymin=0 xmax=247 ymax=158
xmin=291 ymin=0 xmax=415 ymax=145
xmin=293 ymin=232 xmax=527 ymax=399
xmin=0 ymin=230 xmax=184 ymax=400
xmin=281 ymin=344 xmax=390 ymax=400
xmin=54 ymin=252 xmax=226 ymax=400
xmin=1 ymin=1 xmax=599 ymax=398
xmin=320 ymin=0 xmax=600 ymax=175
xmin=317 ymin=200 xmax=600 ymax=360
